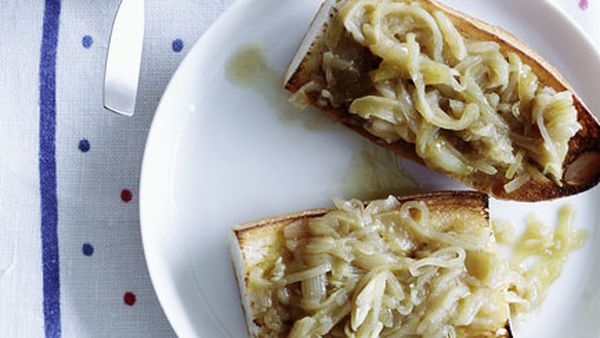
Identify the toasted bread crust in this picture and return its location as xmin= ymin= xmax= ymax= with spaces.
xmin=233 ymin=190 xmax=489 ymax=237
xmin=284 ymin=0 xmax=600 ymax=201
xmin=230 ymin=191 xmax=516 ymax=337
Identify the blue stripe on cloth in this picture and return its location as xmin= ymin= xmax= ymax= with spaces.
xmin=39 ymin=0 xmax=62 ymax=337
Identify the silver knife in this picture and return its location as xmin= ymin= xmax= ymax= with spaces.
xmin=104 ymin=0 xmax=145 ymax=117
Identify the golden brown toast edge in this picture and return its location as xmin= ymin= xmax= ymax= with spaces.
xmin=284 ymin=0 xmax=600 ymax=202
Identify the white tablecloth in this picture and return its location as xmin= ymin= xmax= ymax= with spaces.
xmin=0 ymin=0 xmax=597 ymax=337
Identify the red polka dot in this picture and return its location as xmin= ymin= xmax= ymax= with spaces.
xmin=120 ymin=189 xmax=133 ymax=203
xmin=123 ymin=291 xmax=136 ymax=306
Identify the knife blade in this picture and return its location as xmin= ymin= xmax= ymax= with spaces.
xmin=104 ymin=0 xmax=145 ymax=117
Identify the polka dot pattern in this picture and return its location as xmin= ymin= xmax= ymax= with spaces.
xmin=580 ymin=0 xmax=589 ymax=10
xmin=82 ymin=35 xmax=93 ymax=49
xmin=69 ymin=32 xmax=192 ymax=326
xmin=124 ymin=292 xmax=136 ymax=306
xmin=78 ymin=139 xmax=90 ymax=153
xmin=172 ymin=38 xmax=184 ymax=53
xmin=121 ymin=189 xmax=133 ymax=203
xmin=82 ymin=243 xmax=94 ymax=256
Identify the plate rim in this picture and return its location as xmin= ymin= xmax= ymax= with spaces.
xmin=139 ymin=0 xmax=259 ymax=335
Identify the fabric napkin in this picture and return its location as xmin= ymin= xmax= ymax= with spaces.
xmin=0 ymin=0 xmax=232 ymax=336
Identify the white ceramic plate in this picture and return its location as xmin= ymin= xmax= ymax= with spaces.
xmin=140 ymin=0 xmax=600 ymax=337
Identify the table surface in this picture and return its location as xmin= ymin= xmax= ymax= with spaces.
xmin=0 ymin=0 xmax=597 ymax=337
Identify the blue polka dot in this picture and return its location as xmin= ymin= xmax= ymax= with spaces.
xmin=82 ymin=243 xmax=94 ymax=256
xmin=78 ymin=139 xmax=90 ymax=153
xmin=172 ymin=38 xmax=184 ymax=53
xmin=82 ymin=35 xmax=93 ymax=49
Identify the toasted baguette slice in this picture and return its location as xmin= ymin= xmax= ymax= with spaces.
xmin=284 ymin=0 xmax=600 ymax=201
xmin=230 ymin=191 xmax=512 ymax=337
